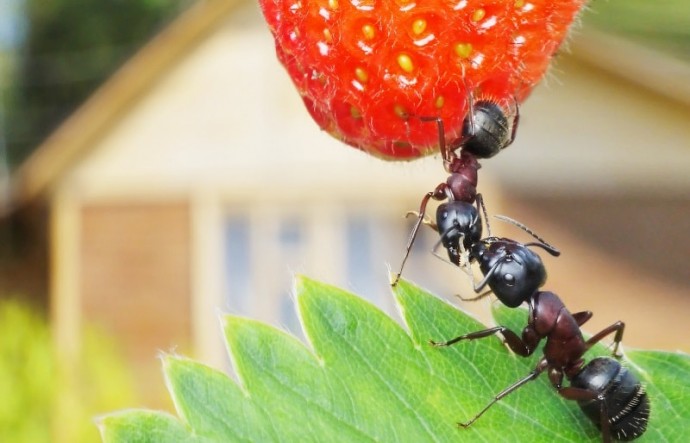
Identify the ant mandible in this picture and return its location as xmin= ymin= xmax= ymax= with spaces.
xmin=430 ymin=231 xmax=650 ymax=442
xmin=391 ymin=94 xmax=519 ymax=286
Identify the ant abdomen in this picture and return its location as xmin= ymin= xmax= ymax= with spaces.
xmin=461 ymin=100 xmax=512 ymax=159
xmin=571 ymin=357 xmax=650 ymax=441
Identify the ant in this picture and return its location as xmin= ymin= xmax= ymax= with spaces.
xmin=430 ymin=231 xmax=650 ymax=442
xmin=391 ymin=94 xmax=519 ymax=286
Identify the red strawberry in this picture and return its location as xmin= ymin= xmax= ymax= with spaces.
xmin=259 ymin=0 xmax=586 ymax=160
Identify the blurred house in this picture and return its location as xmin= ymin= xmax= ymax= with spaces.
xmin=2 ymin=0 xmax=689 ymax=406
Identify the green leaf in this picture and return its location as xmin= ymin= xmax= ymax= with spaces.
xmin=100 ymin=278 xmax=690 ymax=442
xmin=97 ymin=410 xmax=196 ymax=443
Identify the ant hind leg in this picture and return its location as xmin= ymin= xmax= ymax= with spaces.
xmin=584 ymin=321 xmax=626 ymax=358
xmin=457 ymin=358 xmax=548 ymax=428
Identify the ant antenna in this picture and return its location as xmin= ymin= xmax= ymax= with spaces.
xmin=476 ymin=194 xmax=491 ymax=237
xmin=472 ymin=256 xmax=504 ymax=293
xmin=494 ymin=215 xmax=560 ymax=256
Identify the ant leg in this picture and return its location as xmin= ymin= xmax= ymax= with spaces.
xmin=556 ymin=387 xmax=611 ymax=443
xmin=571 ymin=310 xmax=593 ymax=327
xmin=466 ymin=88 xmax=477 ymax=136
xmin=455 ymin=289 xmax=492 ymax=302
xmin=507 ymin=96 xmax=520 ymax=147
xmin=585 ymin=321 xmax=626 ymax=358
xmin=449 ymin=89 xmax=478 ymax=153
xmin=459 ymin=358 xmax=548 ymax=428
xmin=405 ymin=211 xmax=438 ymax=231
xmin=599 ymin=397 xmax=612 ymax=443
xmin=431 ymin=325 xmax=534 ymax=357
xmin=392 ymin=200 xmax=431 ymax=286
xmin=430 ymin=326 xmax=505 ymax=347
xmin=418 ymin=115 xmax=450 ymax=167
xmin=392 ymin=191 xmax=438 ymax=286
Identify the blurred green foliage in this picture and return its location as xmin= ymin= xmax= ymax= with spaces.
xmin=584 ymin=0 xmax=690 ymax=59
xmin=0 ymin=298 xmax=137 ymax=443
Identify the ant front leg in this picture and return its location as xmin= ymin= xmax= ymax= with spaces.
xmin=418 ymin=115 xmax=452 ymax=167
xmin=455 ymin=288 xmax=492 ymax=302
xmin=405 ymin=211 xmax=438 ymax=231
xmin=430 ymin=325 xmax=536 ymax=357
xmin=585 ymin=321 xmax=626 ymax=358
xmin=392 ymin=185 xmax=447 ymax=286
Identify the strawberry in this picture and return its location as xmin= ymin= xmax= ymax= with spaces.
xmin=259 ymin=0 xmax=586 ymax=160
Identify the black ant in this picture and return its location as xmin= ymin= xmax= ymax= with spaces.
xmin=391 ymin=95 xmax=519 ymax=286
xmin=430 ymin=231 xmax=650 ymax=442
xmin=391 ymin=89 xmax=649 ymax=441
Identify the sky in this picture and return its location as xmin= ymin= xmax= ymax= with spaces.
xmin=0 ymin=0 xmax=24 ymax=185
xmin=0 ymin=0 xmax=26 ymax=52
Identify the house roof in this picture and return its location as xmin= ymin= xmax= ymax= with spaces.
xmin=2 ymin=0 xmax=243 ymax=215
xmin=571 ymin=28 xmax=690 ymax=108
xmin=3 ymin=4 xmax=690 ymax=214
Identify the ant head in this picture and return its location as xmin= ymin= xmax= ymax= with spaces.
xmin=460 ymin=99 xmax=515 ymax=159
xmin=477 ymin=240 xmax=546 ymax=308
xmin=436 ymin=201 xmax=482 ymax=265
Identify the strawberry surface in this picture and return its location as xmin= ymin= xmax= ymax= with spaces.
xmin=259 ymin=0 xmax=587 ymax=160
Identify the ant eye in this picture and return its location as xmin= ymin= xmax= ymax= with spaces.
xmin=503 ymin=273 xmax=515 ymax=286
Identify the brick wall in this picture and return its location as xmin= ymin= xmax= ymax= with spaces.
xmin=79 ymin=201 xmax=192 ymax=404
